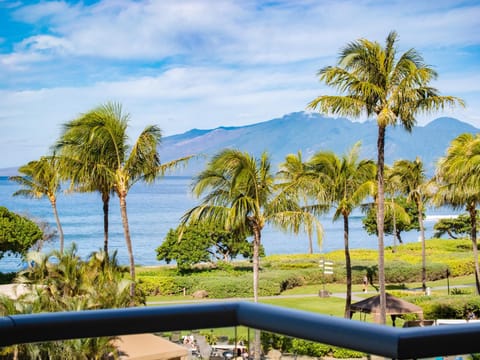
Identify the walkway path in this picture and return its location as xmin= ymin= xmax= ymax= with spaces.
xmin=147 ymin=291 xmax=365 ymax=306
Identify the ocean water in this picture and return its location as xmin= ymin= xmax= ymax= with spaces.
xmin=0 ymin=176 xmax=456 ymax=272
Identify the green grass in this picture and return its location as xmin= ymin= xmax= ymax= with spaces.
xmin=260 ymin=295 xmax=345 ymax=316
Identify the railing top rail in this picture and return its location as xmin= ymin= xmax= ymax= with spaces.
xmin=2 ymin=301 xmax=480 ymax=359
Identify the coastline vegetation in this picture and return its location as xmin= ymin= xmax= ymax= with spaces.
xmin=138 ymin=238 xmax=476 ymax=300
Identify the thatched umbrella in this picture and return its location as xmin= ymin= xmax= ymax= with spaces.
xmin=350 ymin=293 xmax=423 ymax=326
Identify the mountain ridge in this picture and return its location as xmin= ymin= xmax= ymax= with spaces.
xmin=160 ymin=111 xmax=478 ymax=176
xmin=1 ymin=112 xmax=477 ymax=177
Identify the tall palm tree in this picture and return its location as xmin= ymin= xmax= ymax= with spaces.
xmin=182 ymin=149 xmax=322 ymax=360
xmin=57 ymin=102 xmax=162 ymax=298
xmin=308 ymin=143 xmax=376 ymax=318
xmin=392 ymin=157 xmax=429 ymax=291
xmin=10 ymin=156 xmax=65 ymax=253
xmin=307 ymin=31 xmax=464 ymax=323
xmin=435 ymin=133 xmax=480 ymax=294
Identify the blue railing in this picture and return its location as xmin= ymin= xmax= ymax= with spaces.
xmin=1 ymin=301 xmax=480 ymax=359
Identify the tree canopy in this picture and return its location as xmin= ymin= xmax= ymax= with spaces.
xmin=362 ymin=197 xmax=419 ymax=243
xmin=156 ymin=223 xmax=261 ymax=272
xmin=433 ymin=214 xmax=479 ymax=239
xmin=0 ymin=207 xmax=43 ymax=260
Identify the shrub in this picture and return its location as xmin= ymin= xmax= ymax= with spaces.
xmin=443 ymin=258 xmax=475 ymax=277
xmin=261 ymin=333 xmax=365 ymax=358
xmin=415 ymin=296 xmax=480 ymax=319
xmin=137 ymin=276 xmax=179 ymax=295
xmin=291 ymin=338 xmax=330 ymax=356
xmin=331 ymin=346 xmax=366 ymax=359
xmin=450 ymin=287 xmax=472 ymax=295
xmin=191 ymin=276 xmax=253 ymax=298
xmin=261 ymin=332 xmax=293 ymax=353
xmin=384 ymin=262 xmax=448 ymax=283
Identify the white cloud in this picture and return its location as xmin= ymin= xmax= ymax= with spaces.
xmin=0 ymin=0 xmax=478 ymax=168
xmin=7 ymin=1 xmax=478 ymax=64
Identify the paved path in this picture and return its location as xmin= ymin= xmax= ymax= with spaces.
xmin=146 ymin=284 xmax=476 ymax=305
xmin=147 ymin=291 xmax=365 ymax=305
xmin=1 ymin=283 xmax=474 ymax=304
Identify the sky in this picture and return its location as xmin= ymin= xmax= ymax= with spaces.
xmin=0 ymin=0 xmax=479 ymax=169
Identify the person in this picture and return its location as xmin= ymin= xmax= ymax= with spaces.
xmin=363 ymin=275 xmax=368 ymax=293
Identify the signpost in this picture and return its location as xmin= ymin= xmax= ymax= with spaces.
xmin=319 ymin=259 xmax=334 ymax=298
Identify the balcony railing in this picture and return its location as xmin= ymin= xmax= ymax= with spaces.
xmin=2 ymin=301 xmax=480 ymax=359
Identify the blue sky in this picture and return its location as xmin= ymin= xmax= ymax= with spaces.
xmin=0 ymin=0 xmax=479 ymax=168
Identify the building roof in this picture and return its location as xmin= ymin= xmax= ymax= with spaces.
xmin=113 ymin=333 xmax=189 ymax=360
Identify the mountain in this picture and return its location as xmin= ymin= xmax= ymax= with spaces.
xmin=1 ymin=112 xmax=477 ymax=177
xmin=160 ymin=112 xmax=478 ymax=176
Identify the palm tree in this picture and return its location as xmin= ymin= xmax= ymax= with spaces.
xmin=392 ymin=157 xmax=429 ymax=291
xmin=277 ymin=151 xmax=325 ymax=254
xmin=10 ymin=156 xmax=65 ymax=253
xmin=384 ymin=166 xmax=406 ymax=252
xmin=57 ymin=102 xmax=162 ymax=298
xmin=182 ymin=149 xmax=322 ymax=359
xmin=56 ymin=133 xmax=116 ymax=257
xmin=307 ymin=143 xmax=376 ymax=318
xmin=307 ymin=31 xmax=464 ymax=323
xmin=11 ymin=245 xmax=131 ymax=358
xmin=435 ymin=133 xmax=480 ymax=294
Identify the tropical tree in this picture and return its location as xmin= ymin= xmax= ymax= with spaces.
xmin=157 ymin=223 xmax=256 ymax=272
xmin=307 ymin=143 xmax=376 ymax=318
xmin=0 ymin=207 xmax=43 ymax=260
xmin=56 ymin=129 xmax=116 ymax=257
xmin=435 ymin=133 xmax=480 ymax=294
xmin=384 ymin=166 xmax=404 ymax=252
xmin=56 ymin=102 xmax=182 ymax=298
xmin=362 ymin=196 xmax=417 ymax=244
xmin=277 ymin=151 xmax=324 ymax=254
xmin=4 ymin=245 xmax=134 ymax=358
xmin=307 ymin=31 xmax=464 ymax=323
xmin=182 ymin=149 xmax=322 ymax=359
xmin=433 ymin=213 xmax=479 ymax=239
xmin=391 ymin=157 xmax=429 ymax=291
xmin=10 ymin=156 xmax=65 ymax=253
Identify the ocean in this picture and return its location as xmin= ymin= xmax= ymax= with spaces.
xmin=0 ymin=176 xmax=456 ymax=272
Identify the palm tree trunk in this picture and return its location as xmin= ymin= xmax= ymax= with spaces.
xmin=252 ymin=227 xmax=260 ymax=303
xmin=376 ymin=124 xmax=387 ymax=325
xmin=343 ymin=214 xmax=352 ymax=319
xmin=252 ymin=225 xmax=262 ymax=360
xmin=392 ymin=198 xmax=397 ymax=253
xmin=119 ymin=192 xmax=136 ymax=299
xmin=308 ymin=232 xmax=313 ymax=254
xmin=50 ymin=198 xmax=64 ymax=254
xmin=102 ymin=192 xmax=110 ymax=257
xmin=418 ymin=200 xmax=427 ymax=292
xmin=468 ymin=204 xmax=480 ymax=295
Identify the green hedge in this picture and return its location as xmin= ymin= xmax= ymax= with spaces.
xmin=412 ymin=296 xmax=480 ymax=319
xmin=260 ymin=332 xmax=365 ymax=358
xmin=138 ymin=269 xmax=316 ymax=297
xmin=137 ymin=238 xmax=478 ymax=297
xmin=137 ymin=260 xmax=467 ymax=297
